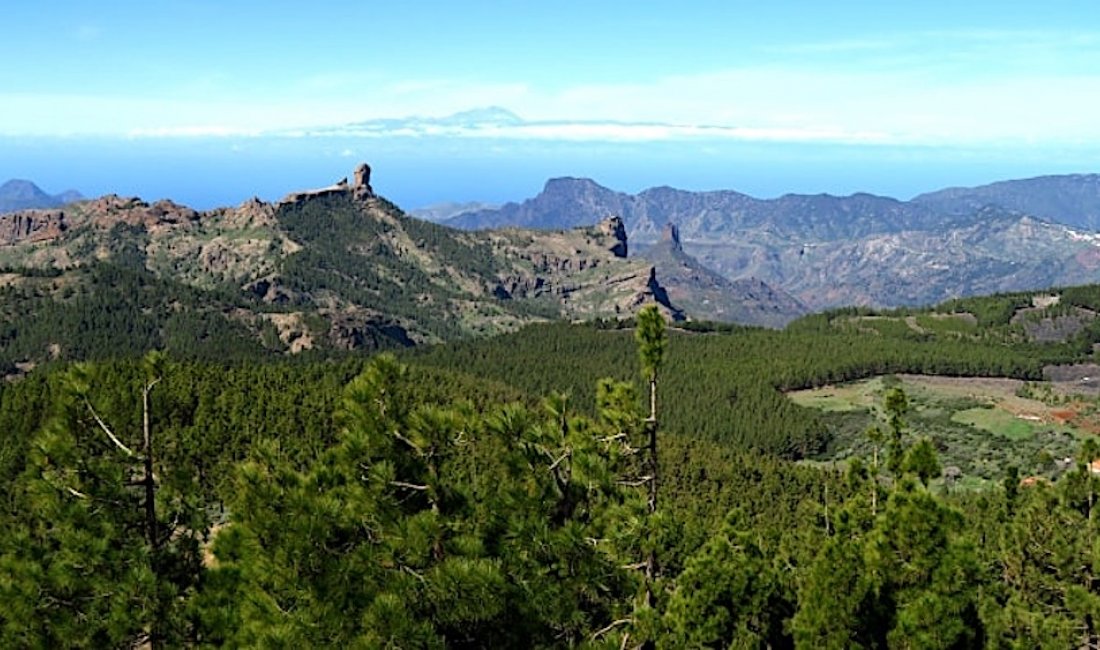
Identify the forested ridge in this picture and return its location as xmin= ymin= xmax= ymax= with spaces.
xmin=5 ymin=291 xmax=1100 ymax=646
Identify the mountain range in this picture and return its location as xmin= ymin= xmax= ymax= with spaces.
xmin=0 ymin=166 xmax=689 ymax=370
xmin=446 ymin=174 xmax=1100 ymax=310
xmin=913 ymin=174 xmax=1100 ymax=231
xmin=8 ymin=165 xmax=1100 ymax=370
xmin=409 ymin=200 xmax=500 ymax=223
xmin=0 ymin=179 xmax=82 ymax=214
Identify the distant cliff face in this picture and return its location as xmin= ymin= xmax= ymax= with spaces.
xmin=487 ymin=215 xmax=681 ymax=322
xmin=641 ymin=222 xmax=805 ymax=327
xmin=0 ymin=210 xmax=67 ymax=245
xmin=447 ymin=176 xmax=1100 ymax=311
xmin=0 ymin=165 xmax=682 ymax=362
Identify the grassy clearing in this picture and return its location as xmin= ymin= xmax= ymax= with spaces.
xmin=787 ymin=376 xmax=885 ymax=412
xmin=952 ymin=407 xmax=1060 ymax=440
xmin=791 ymin=374 xmax=1094 ymax=484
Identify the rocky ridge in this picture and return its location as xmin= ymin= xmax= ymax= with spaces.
xmin=447 ymin=176 xmax=1100 ymax=310
xmin=640 ymin=223 xmax=806 ymax=327
xmin=0 ymin=165 xmax=682 ymax=360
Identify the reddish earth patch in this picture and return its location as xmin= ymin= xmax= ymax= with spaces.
xmin=1051 ymin=410 xmax=1076 ymax=424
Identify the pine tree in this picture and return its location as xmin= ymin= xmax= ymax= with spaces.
xmin=663 ymin=514 xmax=790 ymax=648
xmin=634 ymin=305 xmax=668 ymax=648
xmin=884 ymin=387 xmax=909 ymax=477
xmin=206 ymin=354 xmax=643 ymax=647
xmin=0 ymin=355 xmax=207 ymax=647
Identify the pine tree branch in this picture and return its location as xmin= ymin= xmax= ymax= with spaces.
xmin=548 ymin=450 xmax=571 ymax=471
xmin=390 ymin=480 xmax=429 ymax=491
xmin=65 ymin=486 xmax=89 ymax=499
xmin=591 ymin=618 xmax=632 ymax=642
xmin=84 ymin=398 xmax=136 ymax=457
xmin=391 ymin=430 xmax=424 ymax=456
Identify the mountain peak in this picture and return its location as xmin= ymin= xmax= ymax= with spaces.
xmin=439 ymin=106 xmax=523 ymax=126
xmin=542 ymin=176 xmax=605 ymax=190
xmin=0 ymin=179 xmax=83 ymax=214
xmin=0 ymin=179 xmax=51 ymax=201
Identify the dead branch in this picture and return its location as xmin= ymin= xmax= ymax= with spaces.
xmin=591 ymin=618 xmax=633 ymax=642
xmin=84 ymin=398 xmax=136 ymax=457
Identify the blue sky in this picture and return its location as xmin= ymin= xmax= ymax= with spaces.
xmin=3 ymin=1 xmax=1100 ymax=207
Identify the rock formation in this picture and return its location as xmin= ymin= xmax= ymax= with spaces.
xmin=353 ymin=164 xmax=374 ymax=199
xmin=662 ymin=222 xmax=682 ymax=251
xmin=0 ymin=209 xmax=67 ymax=245
xmin=595 ymin=215 xmax=628 ymax=258
xmin=280 ymin=164 xmax=375 ymax=205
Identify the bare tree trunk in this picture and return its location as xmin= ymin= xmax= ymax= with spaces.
xmin=143 ymin=381 xmax=158 ymax=552
xmin=643 ymin=374 xmax=659 ymax=646
xmin=648 ymin=377 xmax=657 ymax=423
xmin=142 ymin=378 xmax=161 ymax=650
xmin=871 ymin=447 xmax=878 ymax=517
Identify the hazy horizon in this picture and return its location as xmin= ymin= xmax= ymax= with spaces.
xmin=4 ymin=1 xmax=1100 ymax=211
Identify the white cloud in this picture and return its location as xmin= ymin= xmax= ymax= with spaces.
xmin=302 ymin=118 xmax=891 ymax=145
xmin=8 ymin=26 xmax=1100 ymax=149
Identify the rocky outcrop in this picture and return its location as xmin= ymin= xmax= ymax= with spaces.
xmin=280 ymin=163 xmax=375 ymax=205
xmin=217 ymin=197 xmax=278 ymax=228
xmin=0 ymin=209 xmax=67 ymax=245
xmin=0 ymin=165 xmax=689 ymax=353
xmin=640 ymin=220 xmax=806 ymax=326
xmin=245 ymin=275 xmax=301 ymax=305
xmin=662 ymin=222 xmax=682 ymax=250
xmin=640 ymin=266 xmax=684 ymax=320
xmin=328 ymin=312 xmax=415 ymax=350
xmin=353 ymin=163 xmax=374 ymax=200
xmin=487 ymin=217 xmax=683 ymax=320
xmin=595 ymin=215 xmax=628 ymax=257
xmin=80 ymin=195 xmax=200 ymax=230
xmin=493 ymin=275 xmax=547 ymax=300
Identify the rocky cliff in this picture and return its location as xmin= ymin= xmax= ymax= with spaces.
xmin=640 ymin=223 xmax=805 ymax=327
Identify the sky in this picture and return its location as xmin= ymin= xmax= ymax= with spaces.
xmin=3 ymin=1 xmax=1100 ymax=208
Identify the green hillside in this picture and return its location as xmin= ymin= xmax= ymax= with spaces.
xmin=5 ymin=274 xmax=1100 ymax=645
